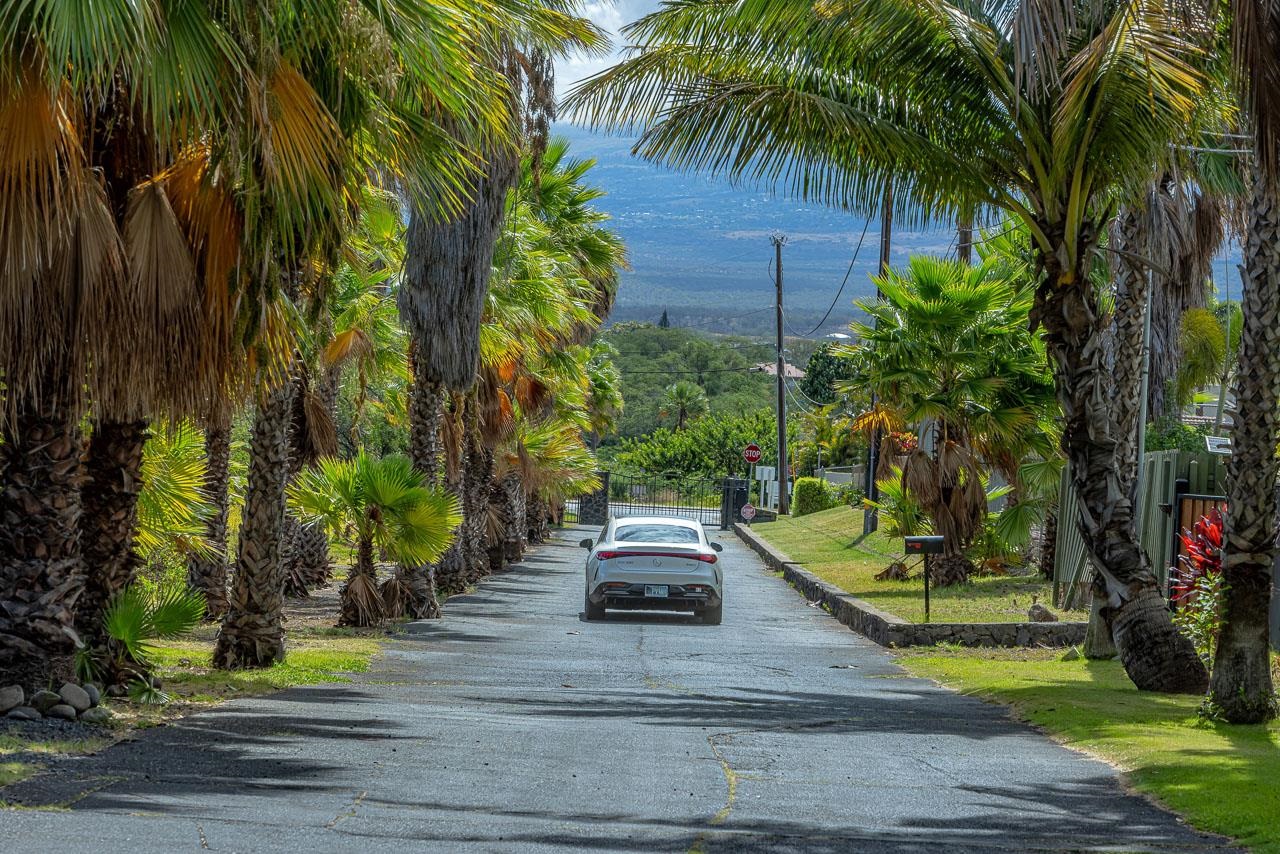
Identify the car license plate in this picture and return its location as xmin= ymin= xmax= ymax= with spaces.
xmin=644 ymin=584 xmax=669 ymax=598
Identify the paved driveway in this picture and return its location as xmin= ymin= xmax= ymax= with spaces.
xmin=2 ymin=527 xmax=1233 ymax=852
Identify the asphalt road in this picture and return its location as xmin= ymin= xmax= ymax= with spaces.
xmin=3 ymin=527 xmax=1234 ymax=853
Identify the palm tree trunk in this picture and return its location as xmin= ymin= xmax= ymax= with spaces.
xmin=957 ymin=213 xmax=973 ymax=265
xmin=0 ymin=386 xmax=85 ymax=692
xmin=487 ymin=474 xmax=507 ymax=574
xmin=296 ymin=522 xmax=331 ymax=588
xmin=213 ymin=379 xmax=297 ymax=670
xmin=1111 ymin=208 xmax=1149 ymax=501
xmin=399 ymin=350 xmax=445 ymax=618
xmin=294 ymin=369 xmax=338 ymax=589
xmin=340 ymin=535 xmax=384 ymax=628
xmin=1038 ymin=503 xmax=1058 ymax=580
xmin=76 ymin=419 xmax=149 ymax=650
xmin=462 ymin=418 xmax=492 ymax=583
xmin=1038 ymin=250 xmax=1208 ymax=694
xmin=527 ymin=494 xmax=550 ymax=545
xmin=282 ymin=373 xmax=313 ymax=599
xmin=502 ymin=472 xmax=527 ymax=563
xmin=1210 ymin=174 xmax=1279 ymax=723
xmin=1082 ymin=208 xmax=1150 ymax=654
xmin=188 ymin=417 xmax=232 ymax=620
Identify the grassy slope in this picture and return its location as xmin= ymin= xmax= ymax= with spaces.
xmin=752 ymin=506 xmax=1083 ymax=623
xmin=898 ymin=648 xmax=1280 ymax=853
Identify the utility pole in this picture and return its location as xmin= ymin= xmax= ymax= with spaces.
xmin=863 ymin=180 xmax=893 ymax=534
xmin=773 ymin=233 xmax=790 ymax=515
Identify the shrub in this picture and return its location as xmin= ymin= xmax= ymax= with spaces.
xmin=833 ymin=481 xmax=864 ymax=507
xmin=792 ymin=477 xmax=836 ymax=516
xmin=1171 ymin=509 xmax=1225 ymax=664
xmin=1145 ymin=416 xmax=1213 ymax=453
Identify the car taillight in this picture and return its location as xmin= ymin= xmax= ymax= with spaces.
xmin=596 ymin=550 xmax=716 ymax=563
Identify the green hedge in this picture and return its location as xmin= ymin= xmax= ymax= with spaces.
xmin=793 ymin=477 xmax=836 ymax=516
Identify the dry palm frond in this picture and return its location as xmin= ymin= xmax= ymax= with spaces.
xmin=323 ymin=328 xmax=374 ymax=368
xmin=0 ymin=73 xmax=86 ymax=283
xmin=379 ymin=573 xmax=410 ymax=619
xmin=850 ymin=406 xmax=903 ymax=436
xmin=158 ymin=147 xmax=247 ymax=420
xmin=440 ymin=393 xmax=465 ymax=487
xmin=94 ymin=180 xmax=205 ymax=419
xmin=485 ymin=501 xmax=505 ymax=547
xmin=303 ymin=384 xmax=338 ymax=459
xmin=340 ymin=571 xmax=385 ymax=628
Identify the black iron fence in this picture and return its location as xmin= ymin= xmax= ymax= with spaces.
xmin=565 ymin=472 xmax=750 ymax=529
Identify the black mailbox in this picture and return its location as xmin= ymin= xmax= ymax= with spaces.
xmin=905 ymin=535 xmax=944 ymax=555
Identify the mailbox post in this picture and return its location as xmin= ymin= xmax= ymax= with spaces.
xmin=905 ymin=536 xmax=945 ymax=623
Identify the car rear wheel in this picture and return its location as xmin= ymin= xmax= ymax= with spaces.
xmin=584 ymin=590 xmax=606 ymax=621
xmin=702 ymin=601 xmax=722 ymax=625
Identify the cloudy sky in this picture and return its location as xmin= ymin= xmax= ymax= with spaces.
xmin=558 ymin=1 xmax=657 ymax=86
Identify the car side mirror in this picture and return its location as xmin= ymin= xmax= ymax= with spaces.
xmin=579 ymin=538 xmax=594 ymax=549
xmin=710 ymin=542 xmax=723 ymax=552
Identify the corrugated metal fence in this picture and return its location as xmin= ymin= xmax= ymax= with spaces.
xmin=1053 ymin=450 xmax=1228 ymax=608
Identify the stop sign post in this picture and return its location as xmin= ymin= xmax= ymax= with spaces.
xmin=743 ymin=443 xmax=762 ymax=464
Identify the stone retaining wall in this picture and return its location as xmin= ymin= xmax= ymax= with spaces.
xmin=734 ymin=523 xmax=1086 ymax=649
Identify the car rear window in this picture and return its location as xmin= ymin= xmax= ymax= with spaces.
xmin=614 ymin=524 xmax=701 ymax=544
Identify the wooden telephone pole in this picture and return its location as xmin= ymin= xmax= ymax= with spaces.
xmin=772 ymin=233 xmax=790 ymax=516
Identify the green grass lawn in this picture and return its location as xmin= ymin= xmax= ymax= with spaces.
xmin=750 ymin=506 xmax=1084 ymax=623
xmin=149 ymin=636 xmax=379 ymax=704
xmin=898 ymin=648 xmax=1280 ymax=853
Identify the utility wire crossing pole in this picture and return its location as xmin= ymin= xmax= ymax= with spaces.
xmin=772 ymin=233 xmax=790 ymax=516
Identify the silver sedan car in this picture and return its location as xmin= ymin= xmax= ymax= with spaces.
xmin=580 ymin=516 xmax=724 ymax=624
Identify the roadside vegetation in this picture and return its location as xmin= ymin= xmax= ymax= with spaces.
xmin=752 ymin=508 xmax=1081 ymax=624
xmin=0 ymin=0 xmax=626 ymax=766
xmin=897 ymin=648 xmax=1280 ymax=853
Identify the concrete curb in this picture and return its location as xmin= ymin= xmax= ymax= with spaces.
xmin=734 ymin=522 xmax=1087 ymax=649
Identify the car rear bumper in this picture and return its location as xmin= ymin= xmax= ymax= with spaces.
xmin=590 ymin=581 xmax=721 ymax=611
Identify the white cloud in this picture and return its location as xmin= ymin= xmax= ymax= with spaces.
xmin=558 ymin=0 xmax=658 ymax=85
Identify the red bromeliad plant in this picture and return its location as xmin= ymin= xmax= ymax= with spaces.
xmin=1170 ymin=508 xmax=1226 ymax=664
xmin=1171 ymin=508 xmax=1225 ymax=606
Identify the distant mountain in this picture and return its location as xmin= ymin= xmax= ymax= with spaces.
xmin=557 ymin=124 xmax=953 ymax=337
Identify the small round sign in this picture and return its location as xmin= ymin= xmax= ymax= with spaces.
xmin=741 ymin=503 xmax=757 ymax=521
xmin=743 ymin=443 xmax=762 ymax=464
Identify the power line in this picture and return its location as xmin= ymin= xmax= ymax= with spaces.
xmin=792 ymin=217 xmax=875 ymax=337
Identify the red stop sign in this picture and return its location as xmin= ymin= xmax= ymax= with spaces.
xmin=743 ymin=443 xmax=762 ymax=464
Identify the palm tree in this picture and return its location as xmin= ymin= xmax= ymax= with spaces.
xmin=398 ymin=13 xmax=605 ymax=608
xmin=289 ymin=452 xmax=460 ymax=627
xmin=1208 ymin=0 xmax=1280 ymax=721
xmin=660 ymin=381 xmax=709 ymax=431
xmin=585 ymin=342 xmax=625 ymax=449
xmin=214 ymin=0 xmax=521 ymax=667
xmin=0 ymin=3 xmax=248 ymax=689
xmin=839 ymin=256 xmax=1057 ymax=585
xmin=132 ymin=422 xmax=216 ymax=573
xmin=567 ymin=0 xmax=1213 ymax=693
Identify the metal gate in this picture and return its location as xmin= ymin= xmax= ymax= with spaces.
xmin=604 ymin=471 xmax=725 ymax=525
xmin=566 ymin=471 xmax=744 ymax=527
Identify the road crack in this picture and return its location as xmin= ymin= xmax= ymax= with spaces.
xmin=325 ymin=789 xmax=368 ymax=829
